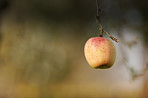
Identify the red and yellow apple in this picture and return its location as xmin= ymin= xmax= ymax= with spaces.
xmin=84 ymin=37 xmax=116 ymax=69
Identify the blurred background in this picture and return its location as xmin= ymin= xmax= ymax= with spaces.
xmin=0 ymin=0 xmax=147 ymax=97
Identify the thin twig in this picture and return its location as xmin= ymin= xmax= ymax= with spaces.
xmin=96 ymin=0 xmax=119 ymax=42
xmin=96 ymin=0 xmax=101 ymax=23
xmin=99 ymin=24 xmax=119 ymax=42
xmin=98 ymin=24 xmax=103 ymax=37
xmin=103 ymin=30 xmax=119 ymax=42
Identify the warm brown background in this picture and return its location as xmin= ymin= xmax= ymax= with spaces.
xmin=0 ymin=0 xmax=147 ymax=97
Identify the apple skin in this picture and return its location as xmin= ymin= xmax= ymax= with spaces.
xmin=84 ymin=37 xmax=116 ymax=69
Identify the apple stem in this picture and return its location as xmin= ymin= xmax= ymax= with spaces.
xmin=99 ymin=24 xmax=103 ymax=37
xmin=98 ymin=23 xmax=119 ymax=42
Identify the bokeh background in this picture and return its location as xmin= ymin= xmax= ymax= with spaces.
xmin=0 ymin=0 xmax=148 ymax=97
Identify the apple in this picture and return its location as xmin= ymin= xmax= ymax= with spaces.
xmin=84 ymin=37 xmax=116 ymax=69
